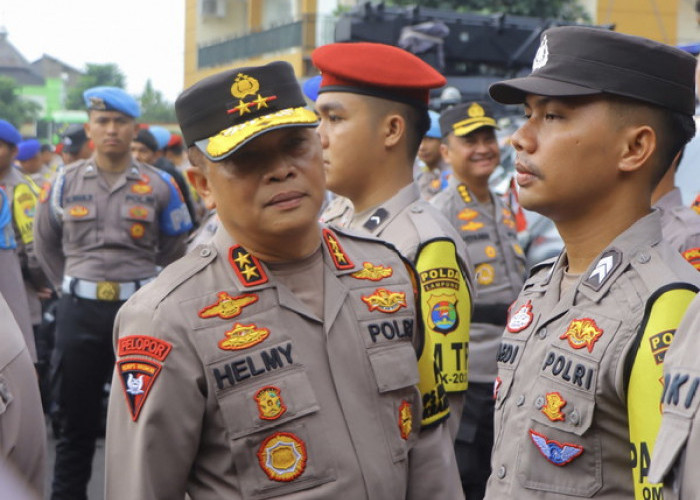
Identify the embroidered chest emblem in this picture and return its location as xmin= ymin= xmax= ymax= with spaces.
xmin=475 ymin=263 xmax=495 ymax=285
xmin=255 ymin=386 xmax=287 ymax=420
xmin=507 ymin=300 xmax=533 ymax=333
xmin=427 ymin=293 xmax=459 ymax=334
xmin=69 ymin=205 xmax=89 ymax=217
xmin=129 ymin=206 xmax=150 ymax=219
xmin=351 ymin=262 xmax=393 ymax=281
xmin=458 ymin=208 xmax=478 ymax=221
xmin=131 ymin=183 xmax=152 ymax=194
xmin=529 ymin=429 xmax=583 ymax=466
xmin=560 ymin=318 xmax=603 ymax=353
xmin=682 ymin=247 xmax=700 ymax=271
xmin=218 ymin=323 xmax=270 ymax=351
xmin=257 ymin=432 xmax=307 ymax=482
xmin=485 ymin=245 xmax=497 ymax=258
xmin=323 ymin=228 xmax=354 ymax=270
xmin=199 ymin=292 xmax=258 ymax=320
xmin=361 ymin=288 xmax=407 ymax=314
xmin=541 ymin=392 xmax=567 ymax=422
xmin=116 ymin=359 xmax=163 ymax=421
xmin=130 ymin=223 xmax=145 ymax=239
xmin=229 ymin=245 xmax=269 ymax=287
xmin=398 ymin=400 xmax=413 ymax=440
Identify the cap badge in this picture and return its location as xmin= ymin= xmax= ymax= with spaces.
xmin=467 ymin=102 xmax=485 ymax=118
xmin=228 ymin=73 xmax=278 ymax=116
xmin=361 ymin=288 xmax=408 ymax=314
xmin=560 ymin=317 xmax=603 ymax=353
xmin=351 ymin=262 xmax=393 ymax=281
xmin=532 ymin=35 xmax=549 ymax=71
xmin=398 ymin=400 xmax=413 ymax=440
xmin=255 ymin=386 xmax=287 ymax=420
xmin=88 ymin=96 xmax=106 ymax=110
xmin=541 ymin=392 xmax=567 ymax=422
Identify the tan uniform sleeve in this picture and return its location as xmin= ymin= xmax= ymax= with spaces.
xmin=407 ymin=422 xmax=464 ymax=500
xmin=33 ymin=192 xmax=65 ymax=289
xmin=105 ymin=300 xmax=206 ymax=500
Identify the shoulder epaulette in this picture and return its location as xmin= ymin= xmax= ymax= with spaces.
xmin=527 ymin=256 xmax=558 ymax=279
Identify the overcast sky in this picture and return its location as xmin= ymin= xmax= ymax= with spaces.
xmin=0 ymin=0 xmax=185 ymax=102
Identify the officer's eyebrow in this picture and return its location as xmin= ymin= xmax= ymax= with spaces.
xmin=315 ymin=101 xmax=346 ymax=114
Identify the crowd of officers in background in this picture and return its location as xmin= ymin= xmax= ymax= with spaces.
xmin=1 ymin=26 xmax=700 ymax=500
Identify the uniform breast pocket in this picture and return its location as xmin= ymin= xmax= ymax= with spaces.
xmin=515 ymin=381 xmax=602 ymax=497
xmin=368 ymin=342 xmax=422 ymax=463
xmin=217 ymin=369 xmax=337 ymax=499
xmin=121 ymin=204 xmax=156 ymax=247
xmin=63 ymin=202 xmax=97 ymax=245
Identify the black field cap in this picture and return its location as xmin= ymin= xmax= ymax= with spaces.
xmin=61 ymin=124 xmax=88 ymax=154
xmin=489 ymin=26 xmax=697 ymax=115
xmin=440 ymin=102 xmax=499 ymax=138
xmin=175 ymin=61 xmax=318 ymax=161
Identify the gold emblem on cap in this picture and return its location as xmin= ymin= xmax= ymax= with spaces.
xmin=467 ymin=103 xmax=485 ymax=118
xmin=231 ymin=73 xmax=260 ymax=98
xmin=89 ymin=97 xmax=106 ymax=110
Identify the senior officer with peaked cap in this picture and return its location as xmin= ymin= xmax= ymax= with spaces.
xmin=34 ymin=86 xmax=192 ymax=500
xmin=482 ymin=26 xmax=700 ymax=500
xmin=432 ymin=101 xmax=526 ymax=499
xmin=314 ymin=43 xmax=473 ymax=452
xmin=105 ymin=61 xmax=462 ymax=500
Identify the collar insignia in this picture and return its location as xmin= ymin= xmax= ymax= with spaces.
xmin=529 ymin=429 xmax=583 ymax=466
xmin=228 ymin=73 xmax=278 ymax=116
xmin=257 ymin=432 xmax=307 ymax=482
xmin=682 ymin=247 xmax=700 ymax=271
xmin=322 ymin=228 xmax=354 ymax=270
xmin=117 ymin=359 xmax=163 ymax=421
xmin=351 ymin=262 xmax=393 ymax=281
xmin=398 ymin=400 xmax=413 ymax=440
xmin=560 ymin=317 xmax=603 ymax=353
xmin=363 ymin=207 xmax=388 ymax=231
xmin=255 ymin=386 xmax=287 ymax=420
xmin=229 ymin=245 xmax=269 ymax=287
xmin=458 ymin=184 xmax=472 ymax=203
xmin=199 ymin=292 xmax=258 ymax=320
xmin=507 ymin=300 xmax=534 ymax=333
xmin=361 ymin=288 xmax=408 ymax=314
xmin=541 ymin=392 xmax=566 ymax=422
xmin=584 ymin=249 xmax=622 ymax=291
xmin=219 ymin=323 xmax=270 ymax=351
xmin=427 ymin=293 xmax=459 ymax=334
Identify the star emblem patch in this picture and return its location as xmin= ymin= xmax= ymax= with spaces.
xmin=229 ymin=245 xmax=268 ymax=287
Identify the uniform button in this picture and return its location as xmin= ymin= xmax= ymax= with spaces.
xmin=410 ymin=205 xmax=423 ymax=213
xmin=570 ymin=410 xmax=580 ymax=425
xmin=637 ymin=252 xmax=650 ymax=264
xmin=516 ymin=395 xmax=525 ymax=406
xmin=200 ymin=248 xmax=212 ymax=257
xmin=538 ymin=327 xmax=547 ymax=339
xmin=497 ymin=466 xmax=506 ymax=479
xmin=535 ymin=396 xmax=545 ymax=408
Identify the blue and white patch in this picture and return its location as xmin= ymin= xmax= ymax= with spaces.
xmin=155 ymin=169 xmax=193 ymax=236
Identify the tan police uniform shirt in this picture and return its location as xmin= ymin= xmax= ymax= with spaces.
xmin=485 ymin=212 xmax=700 ymax=499
xmin=33 ymin=159 xmax=190 ymax=288
xmin=654 ymin=188 xmax=700 ymax=270
xmin=649 ymin=293 xmax=700 ymax=499
xmin=105 ymin=225 xmax=462 ymax=500
xmin=0 ymin=292 xmax=46 ymax=496
xmin=432 ymin=179 xmax=526 ymax=383
xmin=415 ymin=159 xmax=449 ymax=201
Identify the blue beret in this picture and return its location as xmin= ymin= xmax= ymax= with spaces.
xmin=426 ymin=110 xmax=441 ymax=139
xmin=302 ymin=75 xmax=322 ymax=102
xmin=83 ymin=86 xmax=140 ymax=118
xmin=148 ymin=126 xmax=171 ymax=151
xmin=16 ymin=139 xmax=41 ymax=161
xmin=0 ymin=120 xmax=21 ymax=146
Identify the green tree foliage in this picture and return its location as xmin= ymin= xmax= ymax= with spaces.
xmin=65 ymin=63 xmax=127 ymax=110
xmin=0 ymin=76 xmax=41 ymax=127
xmin=387 ymin=0 xmax=590 ymax=21
xmin=139 ymin=80 xmax=176 ymax=123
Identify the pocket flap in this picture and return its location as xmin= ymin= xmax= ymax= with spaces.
xmin=369 ymin=343 xmax=419 ymax=393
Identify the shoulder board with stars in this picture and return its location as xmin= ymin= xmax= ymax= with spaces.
xmin=229 ymin=245 xmax=269 ymax=287
xmin=323 ymin=228 xmax=354 ymax=270
xmin=458 ymin=184 xmax=472 ymax=203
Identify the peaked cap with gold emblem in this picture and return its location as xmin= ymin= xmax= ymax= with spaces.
xmin=175 ymin=61 xmax=318 ymax=161
xmin=439 ymin=101 xmax=499 ymax=138
xmin=489 ymin=26 xmax=696 ymax=116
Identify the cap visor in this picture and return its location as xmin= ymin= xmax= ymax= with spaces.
xmin=196 ymin=107 xmax=318 ymax=161
xmin=489 ymin=76 xmax=601 ymax=105
xmin=453 ymin=117 xmax=499 ymax=137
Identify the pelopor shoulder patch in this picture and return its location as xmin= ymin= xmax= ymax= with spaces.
xmin=117 ymin=359 xmax=163 ymax=421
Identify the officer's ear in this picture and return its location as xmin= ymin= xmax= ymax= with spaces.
xmin=440 ymin=140 xmax=450 ymax=163
xmin=381 ymin=113 xmax=405 ymax=150
xmin=618 ymin=124 xmax=655 ymax=174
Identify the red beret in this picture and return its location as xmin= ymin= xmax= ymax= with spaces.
xmin=312 ymin=42 xmax=446 ymax=106
xmin=167 ymin=134 xmax=183 ymax=148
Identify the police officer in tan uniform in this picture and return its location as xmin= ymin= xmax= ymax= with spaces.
xmin=432 ymin=101 xmax=526 ymax=498
xmin=33 ymin=86 xmax=192 ymax=500
xmin=483 ymin=27 xmax=700 ymax=499
xmin=416 ymin=110 xmax=450 ymax=200
xmin=105 ymin=61 xmax=461 ymax=500
xmin=313 ymin=43 xmax=473 ymax=446
xmin=651 ymin=151 xmax=700 ymax=270
xmin=649 ymin=293 xmax=700 ymax=499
